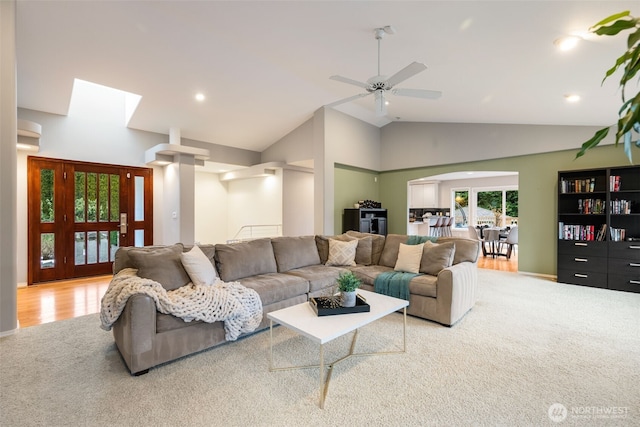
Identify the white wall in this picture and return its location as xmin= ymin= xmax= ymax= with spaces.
xmin=317 ymin=108 xmax=381 ymax=234
xmin=194 ymin=171 xmax=228 ymax=244
xmin=226 ymin=170 xmax=283 ymax=241
xmin=380 ymin=122 xmax=607 ymax=171
xmin=261 ymin=118 xmax=313 ymax=165
xmin=282 ymin=169 xmax=314 ymax=236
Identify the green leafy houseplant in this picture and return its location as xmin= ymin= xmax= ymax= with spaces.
xmin=337 ymin=271 xmax=361 ymax=292
xmin=576 ymin=11 xmax=640 ymax=163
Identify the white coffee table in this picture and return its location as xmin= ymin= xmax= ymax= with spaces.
xmin=267 ymin=289 xmax=409 ymax=409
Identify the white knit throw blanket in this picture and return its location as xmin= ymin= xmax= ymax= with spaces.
xmin=100 ymin=268 xmax=263 ymax=341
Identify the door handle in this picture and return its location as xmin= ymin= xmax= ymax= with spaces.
xmin=120 ymin=213 xmax=128 ymax=234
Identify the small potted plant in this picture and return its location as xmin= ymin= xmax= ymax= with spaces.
xmin=337 ymin=271 xmax=361 ymax=307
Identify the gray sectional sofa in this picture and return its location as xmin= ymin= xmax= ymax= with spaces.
xmin=109 ymin=232 xmax=480 ymax=374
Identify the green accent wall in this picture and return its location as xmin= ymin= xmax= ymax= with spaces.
xmin=376 ymin=145 xmax=632 ymax=276
xmin=331 ymin=125 xmax=635 ymax=277
xmin=334 ymin=164 xmax=380 ymax=234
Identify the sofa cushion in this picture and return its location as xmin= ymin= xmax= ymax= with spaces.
xmin=349 ymin=264 xmax=394 ymax=286
xmin=437 ymin=237 xmax=481 ymax=264
xmin=271 ymin=236 xmax=321 ymax=272
xmin=316 ymin=234 xmax=373 ymax=265
xmin=113 ymin=244 xmax=168 ymax=274
xmin=420 ymin=241 xmax=456 ymax=275
xmin=345 ymin=231 xmax=385 ymax=264
xmin=326 ymin=238 xmax=357 ymax=266
xmin=215 ymin=238 xmax=277 ymax=282
xmin=378 ymin=234 xmax=409 ymax=268
xmin=127 ymin=244 xmax=191 ymax=291
xmin=237 ymin=273 xmax=309 ymax=306
xmin=407 ymin=274 xmax=438 ymax=298
xmin=394 ymin=243 xmax=424 ymax=273
xmin=284 ymin=265 xmax=348 ymax=294
xmin=181 ymin=245 xmax=217 ymax=286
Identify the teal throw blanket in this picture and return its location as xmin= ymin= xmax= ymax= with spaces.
xmin=374 ymin=235 xmax=436 ymax=301
xmin=374 ymin=271 xmax=416 ymax=301
xmin=407 ymin=235 xmax=438 ymax=245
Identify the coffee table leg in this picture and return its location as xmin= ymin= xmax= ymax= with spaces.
xmin=403 ymin=307 xmax=407 ymax=352
xmin=269 ymin=320 xmax=273 ymax=371
xmin=319 ymin=344 xmax=325 ymax=409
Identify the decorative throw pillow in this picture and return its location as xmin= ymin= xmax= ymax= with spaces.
xmin=128 ymin=244 xmax=191 ymax=291
xmin=181 ymin=245 xmax=217 ymax=286
xmin=271 ymin=236 xmax=321 ymax=272
xmin=394 ymin=243 xmax=424 ymax=274
xmin=325 ymin=238 xmax=358 ymax=266
xmin=419 ymin=241 xmax=456 ymax=275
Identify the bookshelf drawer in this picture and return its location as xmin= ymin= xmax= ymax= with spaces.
xmin=557 ymin=269 xmax=607 ymax=288
xmin=558 ymin=253 xmax=607 ymax=273
xmin=607 ymin=274 xmax=640 ymax=293
xmin=608 ymin=257 xmax=640 ymax=275
xmin=557 ymin=240 xmax=607 ymax=256
xmin=608 ymin=242 xmax=640 ymax=260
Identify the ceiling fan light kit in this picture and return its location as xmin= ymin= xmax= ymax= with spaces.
xmin=327 ymin=25 xmax=442 ymax=116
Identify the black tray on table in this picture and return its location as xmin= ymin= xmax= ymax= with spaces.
xmin=309 ymin=294 xmax=370 ymax=316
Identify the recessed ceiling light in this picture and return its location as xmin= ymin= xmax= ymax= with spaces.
xmin=195 ymin=93 xmax=205 ymax=102
xmin=554 ymin=35 xmax=581 ymax=51
xmin=564 ymin=94 xmax=581 ymax=103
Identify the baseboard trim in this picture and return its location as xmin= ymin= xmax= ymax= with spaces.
xmin=517 ymin=270 xmax=557 ymax=281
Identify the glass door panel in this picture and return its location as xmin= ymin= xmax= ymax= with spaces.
xmin=40 ymin=169 xmax=54 ymax=223
xmin=40 ymin=233 xmax=55 ymax=269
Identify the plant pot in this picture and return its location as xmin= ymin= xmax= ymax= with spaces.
xmin=341 ymin=291 xmax=357 ymax=308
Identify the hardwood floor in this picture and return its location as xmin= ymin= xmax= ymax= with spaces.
xmin=477 ymin=250 xmax=519 ymax=272
xmin=17 ymin=249 xmax=517 ymax=329
xmin=17 ymin=275 xmax=111 ymax=329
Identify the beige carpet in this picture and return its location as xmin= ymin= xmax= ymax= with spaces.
xmin=1 ymin=270 xmax=639 ymax=426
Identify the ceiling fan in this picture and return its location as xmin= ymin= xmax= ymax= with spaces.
xmin=327 ymin=25 xmax=442 ymax=117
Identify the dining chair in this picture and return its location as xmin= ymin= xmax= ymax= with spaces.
xmin=502 ymin=226 xmax=518 ymax=259
xmin=443 ymin=216 xmax=454 ymax=236
xmin=430 ymin=217 xmax=444 ymax=236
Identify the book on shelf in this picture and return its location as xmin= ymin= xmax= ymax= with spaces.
xmin=595 ymin=224 xmax=607 ymax=241
xmin=610 ymin=175 xmax=621 ymax=192
xmin=560 ymin=224 xmax=598 ymax=241
xmin=578 ymin=198 xmax=605 ymax=214
xmin=560 ymin=177 xmax=597 ymax=193
xmin=610 ymin=199 xmax=631 ymax=214
xmin=610 ymin=227 xmax=626 ymax=242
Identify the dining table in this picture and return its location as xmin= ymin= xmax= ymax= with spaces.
xmin=482 ymin=227 xmax=508 ymax=258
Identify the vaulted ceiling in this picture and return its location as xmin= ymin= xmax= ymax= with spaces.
xmin=16 ymin=1 xmax=637 ymax=152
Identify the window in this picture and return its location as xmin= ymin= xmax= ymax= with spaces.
xmin=452 ymin=187 xmax=518 ymax=228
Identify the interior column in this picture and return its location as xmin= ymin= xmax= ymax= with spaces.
xmin=0 ymin=0 xmax=18 ymax=335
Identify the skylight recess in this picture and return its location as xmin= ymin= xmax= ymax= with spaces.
xmin=68 ymin=79 xmax=141 ymax=126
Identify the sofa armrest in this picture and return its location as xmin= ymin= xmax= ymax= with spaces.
xmin=435 ymin=262 xmax=478 ymax=325
xmin=111 ymin=293 xmax=156 ymax=373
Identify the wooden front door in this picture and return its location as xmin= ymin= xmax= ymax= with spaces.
xmin=27 ymin=157 xmax=153 ymax=284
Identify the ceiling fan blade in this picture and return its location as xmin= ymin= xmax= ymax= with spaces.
xmin=385 ymin=62 xmax=427 ymax=88
xmin=329 ymin=75 xmax=369 ymax=89
xmin=392 ymin=88 xmax=442 ymax=99
xmin=325 ymin=92 xmax=372 ymax=108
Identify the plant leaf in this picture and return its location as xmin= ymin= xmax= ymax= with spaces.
xmin=591 ymin=11 xmax=630 ymax=29
xmin=620 ymin=47 xmax=640 ymax=85
xmin=627 ymin=26 xmax=640 ymax=49
xmin=575 ymin=127 xmax=610 ymax=159
xmin=602 ymin=51 xmax=630 ymax=85
xmin=595 ymin=19 xmax=637 ymax=36
xmin=623 ymin=132 xmax=633 ymax=163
